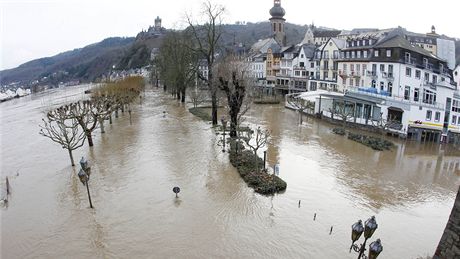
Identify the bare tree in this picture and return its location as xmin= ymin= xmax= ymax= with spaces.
xmin=186 ymin=1 xmax=225 ymax=125
xmin=329 ymin=100 xmax=355 ymax=127
xmin=286 ymin=93 xmax=315 ymax=125
xmin=69 ymin=101 xmax=98 ymax=147
xmin=156 ymin=30 xmax=197 ymax=103
xmin=216 ymin=56 xmax=249 ymax=137
xmin=39 ymin=106 xmax=86 ymax=166
xmin=241 ymin=126 xmax=270 ymax=173
xmin=188 ymin=88 xmax=208 ymax=108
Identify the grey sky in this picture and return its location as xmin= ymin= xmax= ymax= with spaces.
xmin=1 ymin=0 xmax=459 ymax=70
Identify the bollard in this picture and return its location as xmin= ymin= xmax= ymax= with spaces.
xmin=330 ymin=226 xmax=333 ymax=235
xmin=6 ymin=176 xmax=10 ymax=195
xmin=298 ymin=200 xmax=301 ymax=208
xmin=314 ymin=213 xmax=316 ymax=221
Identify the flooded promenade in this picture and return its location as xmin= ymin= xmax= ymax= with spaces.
xmin=1 ymin=85 xmax=459 ymax=258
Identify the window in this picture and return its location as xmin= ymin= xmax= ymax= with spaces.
xmin=333 ymin=50 xmax=339 ymax=59
xmin=415 ymin=70 xmax=421 ymax=79
xmin=351 ymin=64 xmax=354 ymax=71
xmin=355 ymin=79 xmax=359 ymax=87
xmin=406 ymin=67 xmax=412 ymax=77
xmin=405 ymin=52 xmax=411 ymax=63
xmin=423 ymin=58 xmax=428 ymax=68
xmin=357 ymin=51 xmax=361 ymax=58
xmin=372 ymin=64 xmax=377 ymax=73
xmin=414 ymin=88 xmax=420 ymax=102
xmin=388 ymin=82 xmax=393 ymax=95
xmin=356 ymin=64 xmax=361 ymax=75
xmin=374 ymin=50 xmax=379 ymax=57
xmin=350 ymin=78 xmax=354 ymax=86
xmin=380 ymin=81 xmax=384 ymax=91
xmin=363 ymin=51 xmax=368 ymax=58
xmin=426 ymin=110 xmax=432 ymax=121
xmin=371 ymin=80 xmax=376 ymax=88
xmin=386 ymin=49 xmax=391 ymax=57
xmin=362 ymin=64 xmax=367 ymax=75
xmin=452 ymin=115 xmax=457 ymax=125
xmin=343 ymin=64 xmax=347 ymax=72
xmin=300 ymin=62 xmax=305 ymax=67
xmin=452 ymin=99 xmax=460 ymax=113
xmin=301 ymin=54 xmax=304 ymax=58
xmin=324 ymin=51 xmax=329 ymax=59
xmin=423 ymin=89 xmax=436 ymax=105
xmin=404 ymin=86 xmax=410 ymax=100
xmin=351 ymin=51 xmax=355 ymax=58
xmin=380 ymin=64 xmax=385 ymax=72
xmin=432 ymin=75 xmax=437 ymax=84
xmin=341 ymin=52 xmax=345 ymax=59
xmin=295 ymin=71 xmax=300 ymax=76
xmin=324 ymin=60 xmax=329 ymax=70
xmin=435 ymin=112 xmax=441 ymax=122
xmin=311 ymin=62 xmax=314 ymax=68
xmin=323 ymin=71 xmax=328 ymax=79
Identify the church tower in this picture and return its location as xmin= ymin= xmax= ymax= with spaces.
xmin=269 ymin=0 xmax=286 ymax=46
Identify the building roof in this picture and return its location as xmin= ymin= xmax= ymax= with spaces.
xmin=250 ymin=38 xmax=280 ymax=54
xmin=314 ymin=30 xmax=341 ymax=38
xmin=375 ymin=34 xmax=444 ymax=61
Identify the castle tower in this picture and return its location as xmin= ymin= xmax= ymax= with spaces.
xmin=155 ymin=16 xmax=162 ymax=31
xmin=269 ymin=0 xmax=286 ymax=46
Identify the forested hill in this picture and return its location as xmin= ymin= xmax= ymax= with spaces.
xmin=0 ymin=37 xmax=135 ymax=86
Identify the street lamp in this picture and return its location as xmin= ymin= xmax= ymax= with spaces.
xmin=78 ymin=157 xmax=93 ymax=208
xmin=221 ymin=117 xmax=227 ymax=152
xmin=349 ymin=216 xmax=382 ymax=259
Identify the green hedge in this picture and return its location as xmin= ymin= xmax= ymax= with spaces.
xmin=228 ymin=140 xmax=287 ymax=194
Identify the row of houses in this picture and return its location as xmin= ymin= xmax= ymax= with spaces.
xmin=246 ymin=0 xmax=460 ymax=144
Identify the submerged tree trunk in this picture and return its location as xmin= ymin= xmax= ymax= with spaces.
xmin=181 ymin=89 xmax=186 ymax=103
xmin=99 ymin=118 xmax=105 ymax=133
xmin=86 ymin=131 xmax=94 ymax=147
xmin=211 ymin=91 xmax=218 ymax=126
xmin=68 ymin=149 xmax=75 ymax=167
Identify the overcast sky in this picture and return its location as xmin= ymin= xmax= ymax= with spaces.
xmin=1 ymin=0 xmax=459 ymax=70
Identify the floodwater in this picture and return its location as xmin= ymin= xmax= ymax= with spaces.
xmin=1 ymin=85 xmax=459 ymax=259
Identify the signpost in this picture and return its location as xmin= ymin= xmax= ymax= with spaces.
xmin=173 ymin=186 xmax=180 ymax=198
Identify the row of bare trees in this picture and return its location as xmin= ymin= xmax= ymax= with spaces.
xmin=39 ymin=76 xmax=145 ymax=166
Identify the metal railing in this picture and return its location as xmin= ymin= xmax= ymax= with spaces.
xmin=346 ymin=87 xmax=444 ymax=109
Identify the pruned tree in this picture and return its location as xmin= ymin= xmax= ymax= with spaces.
xmin=186 ymin=1 xmax=225 ymax=125
xmin=39 ymin=106 xmax=86 ymax=166
xmin=241 ymin=126 xmax=270 ymax=173
xmin=329 ymin=100 xmax=355 ymax=127
xmin=216 ymin=56 xmax=249 ymax=137
xmin=286 ymin=93 xmax=315 ymax=125
xmin=69 ymin=101 xmax=98 ymax=147
xmin=188 ymin=88 xmax=208 ymax=108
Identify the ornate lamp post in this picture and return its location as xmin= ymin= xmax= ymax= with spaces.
xmin=221 ymin=117 xmax=227 ymax=152
xmin=78 ymin=157 xmax=93 ymax=208
xmin=349 ymin=216 xmax=382 ymax=259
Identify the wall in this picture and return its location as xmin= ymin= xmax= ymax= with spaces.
xmin=434 ymin=186 xmax=460 ymax=258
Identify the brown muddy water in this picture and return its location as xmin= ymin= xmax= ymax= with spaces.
xmin=1 ymin=85 xmax=459 ymax=258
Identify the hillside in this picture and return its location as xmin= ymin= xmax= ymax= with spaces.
xmin=0 ymin=37 xmax=135 ymax=86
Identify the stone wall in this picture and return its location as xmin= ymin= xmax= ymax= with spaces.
xmin=434 ymin=186 xmax=460 ymax=258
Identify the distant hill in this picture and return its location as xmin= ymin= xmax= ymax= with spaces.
xmin=0 ymin=37 xmax=135 ymax=86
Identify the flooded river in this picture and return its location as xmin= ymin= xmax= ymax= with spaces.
xmin=1 ymin=85 xmax=459 ymax=258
